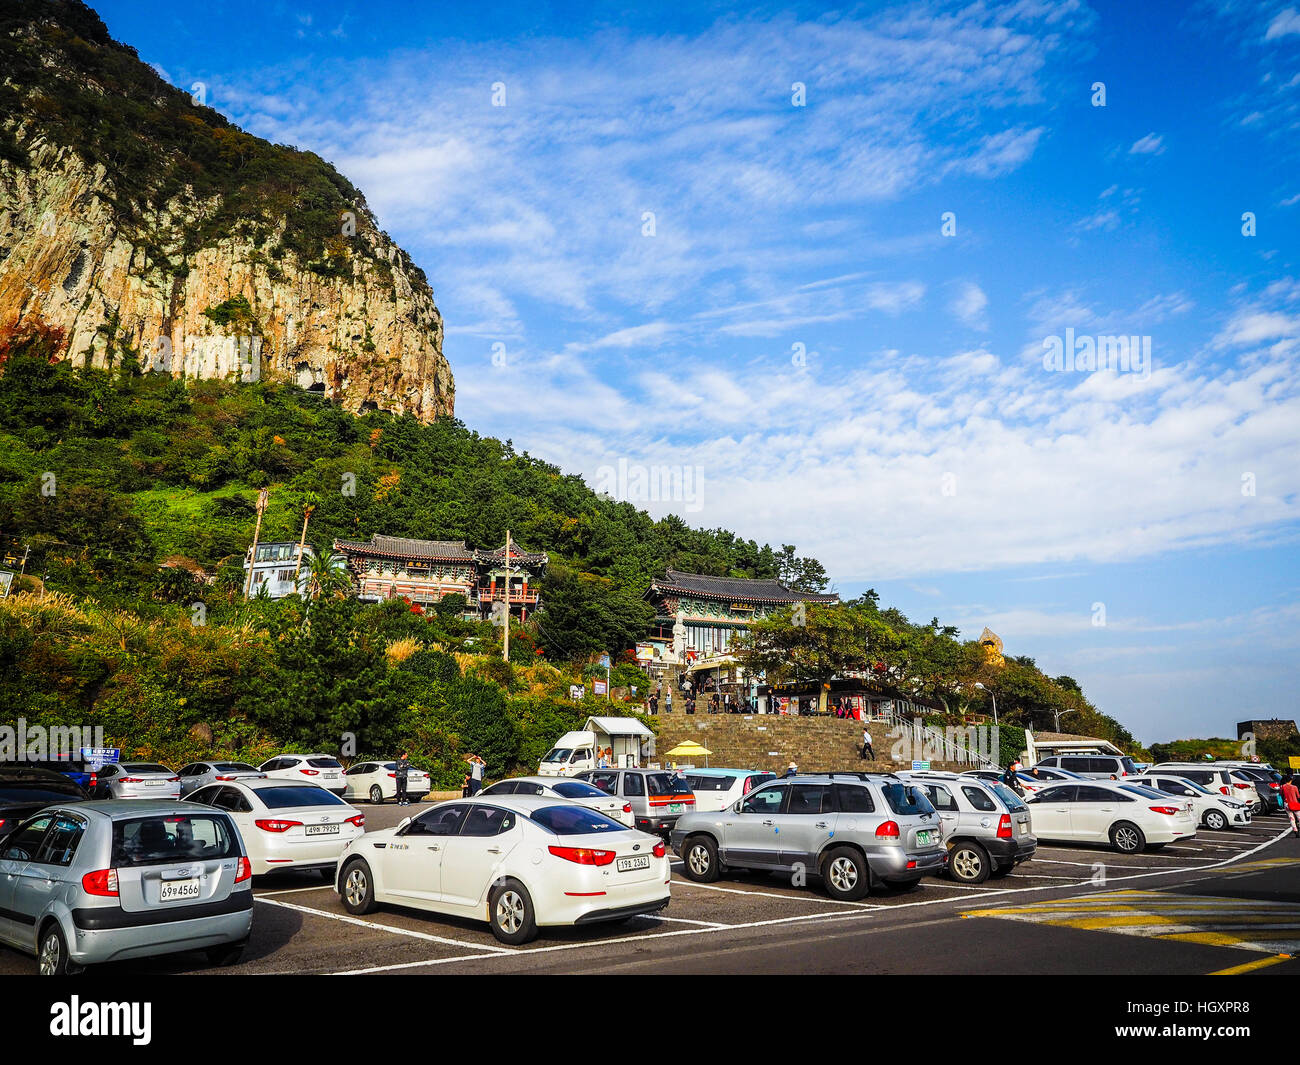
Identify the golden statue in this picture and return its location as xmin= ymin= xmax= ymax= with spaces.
xmin=978 ymin=627 xmax=1005 ymax=667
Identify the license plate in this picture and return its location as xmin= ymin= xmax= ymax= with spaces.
xmin=668 ymin=803 xmax=682 ymax=813
xmin=159 ymin=878 xmax=200 ymax=902
xmin=1018 ymin=821 xmax=1028 ymax=835
xmin=305 ymin=823 xmax=339 ymax=836
xmin=146 ymin=780 xmax=165 ymax=786
xmin=617 ymin=855 xmax=651 ymax=872
xmin=917 ymin=830 xmax=936 ymax=845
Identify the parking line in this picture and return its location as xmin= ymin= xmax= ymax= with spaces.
xmin=672 ymin=880 xmax=880 ymax=908
xmin=256 ymin=897 xmax=511 ymax=954
xmin=1209 ymin=955 xmax=1293 ymax=976
xmin=643 ymin=915 xmax=732 ymax=928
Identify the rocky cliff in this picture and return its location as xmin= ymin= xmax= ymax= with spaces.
xmin=0 ymin=0 xmax=454 ymax=421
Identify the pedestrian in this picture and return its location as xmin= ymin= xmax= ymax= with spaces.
xmin=394 ymin=749 xmax=411 ymax=806
xmin=649 ymin=693 xmax=659 ymax=714
xmin=665 ymin=690 xmax=673 ymax=713
xmin=860 ymin=728 xmax=874 ymax=761
xmin=783 ymin=761 xmax=798 ymax=778
xmin=1001 ymin=761 xmax=1024 ymax=796
xmin=466 ymin=753 xmax=485 ymax=796
xmin=1282 ymin=775 xmax=1300 ymax=838
xmin=686 ymin=695 xmax=696 ymax=715
xmin=461 ymin=773 xmax=470 ymax=798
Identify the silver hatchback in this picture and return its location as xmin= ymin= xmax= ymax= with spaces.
xmin=903 ymin=771 xmax=1035 ymax=883
xmin=0 ymin=801 xmax=253 ymax=974
xmin=671 ymin=773 xmax=947 ymax=900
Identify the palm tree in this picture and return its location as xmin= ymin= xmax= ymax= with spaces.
xmin=304 ymin=547 xmax=351 ymax=601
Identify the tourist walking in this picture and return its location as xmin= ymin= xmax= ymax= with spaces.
xmin=665 ymin=690 xmax=673 ymax=713
xmin=394 ymin=749 xmax=411 ymax=806
xmin=783 ymin=761 xmax=798 ymax=778
xmin=860 ymin=729 xmax=874 ymax=761
xmin=1283 ymin=775 xmax=1300 ymax=837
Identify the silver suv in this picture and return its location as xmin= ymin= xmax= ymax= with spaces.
xmin=0 ymin=801 xmax=253 ymax=974
xmin=903 ymin=771 xmax=1035 ymax=883
xmin=577 ymin=768 xmax=697 ymax=839
xmin=1035 ymin=754 xmax=1137 ymax=779
xmin=670 ymin=773 xmax=946 ymax=900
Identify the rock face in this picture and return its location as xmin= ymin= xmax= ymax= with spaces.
xmin=0 ymin=1 xmax=454 ymax=421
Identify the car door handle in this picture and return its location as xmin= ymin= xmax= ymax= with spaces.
xmin=427 ymin=845 xmax=440 ymax=851
xmin=762 ymin=820 xmax=775 ymax=826
xmin=487 ymin=847 xmax=501 ymax=854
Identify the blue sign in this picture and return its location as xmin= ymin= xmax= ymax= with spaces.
xmin=911 ymin=760 xmax=930 ymax=771
xmin=81 ymin=747 xmax=121 ymax=771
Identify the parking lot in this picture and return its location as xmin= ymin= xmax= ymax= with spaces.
xmin=3 ymin=802 xmax=1294 ymax=976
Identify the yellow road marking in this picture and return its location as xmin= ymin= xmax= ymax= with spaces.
xmin=1209 ymin=955 xmax=1293 ymax=975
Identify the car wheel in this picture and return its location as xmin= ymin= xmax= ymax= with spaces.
xmin=682 ymin=835 xmax=721 ymax=883
xmin=948 ymin=840 xmax=991 ymax=884
xmin=1204 ymin=809 xmax=1228 ymax=831
xmin=821 ymin=845 xmax=870 ymax=901
xmin=205 ymin=940 xmax=246 ymax=967
xmin=340 ymin=859 xmax=378 ymax=915
xmin=488 ymin=880 xmax=538 ymax=945
xmin=1109 ymin=821 xmax=1145 ymax=854
xmin=369 ymin=785 xmax=384 ymax=805
xmin=38 ymin=924 xmax=81 ymax=976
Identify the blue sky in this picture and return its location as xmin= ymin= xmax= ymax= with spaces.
xmin=93 ymin=0 xmax=1300 ymax=742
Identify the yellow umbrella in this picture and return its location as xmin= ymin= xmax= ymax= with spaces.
xmin=665 ymin=740 xmax=712 ymax=766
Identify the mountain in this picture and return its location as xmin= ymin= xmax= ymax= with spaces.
xmin=0 ymin=0 xmax=453 ymax=421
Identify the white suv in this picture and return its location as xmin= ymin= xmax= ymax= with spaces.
xmin=258 ymin=754 xmax=347 ymax=795
xmin=1149 ymin=764 xmax=1263 ymax=813
xmin=1128 ymin=773 xmax=1252 ymax=831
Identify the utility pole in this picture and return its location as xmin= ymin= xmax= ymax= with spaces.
xmin=292 ymin=501 xmax=315 ymax=591
xmin=502 ymin=528 xmax=511 ymax=663
xmin=243 ymin=488 xmax=269 ymax=599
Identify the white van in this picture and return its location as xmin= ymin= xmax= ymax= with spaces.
xmin=538 ymin=731 xmax=598 ymax=777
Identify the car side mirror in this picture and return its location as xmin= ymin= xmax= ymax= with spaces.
xmin=732 ymin=801 xmax=743 ymax=813
xmin=397 ymin=816 xmax=412 ymax=833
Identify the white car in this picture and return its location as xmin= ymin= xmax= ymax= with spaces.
xmin=479 ymin=776 xmax=635 ymax=826
xmin=1023 ymin=779 xmax=1196 ymax=853
xmin=184 ymin=779 xmax=365 ymax=876
xmin=258 ymin=754 xmax=347 ymax=795
xmin=1149 ymin=763 xmax=1263 ymax=813
xmin=335 ymin=796 xmax=671 ymax=943
xmin=91 ymin=762 xmax=180 ymax=800
xmin=176 ymin=761 xmax=266 ymax=797
xmin=682 ymin=768 xmax=779 ymax=813
xmin=1129 ymin=773 xmax=1252 ymax=831
xmin=344 ymin=761 xmax=432 ymax=805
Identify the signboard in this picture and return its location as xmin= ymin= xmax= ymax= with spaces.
xmin=1289 ymin=756 xmax=1300 ymax=770
xmin=634 ymin=643 xmax=654 ymax=661
xmin=911 ymin=760 xmax=931 ymax=771
xmin=597 ymin=653 xmax=611 ymax=669
xmin=593 ymin=679 xmax=608 ymax=696
xmin=81 ymin=747 xmax=121 ymax=771
xmin=569 ymin=685 xmax=585 ymax=701
xmin=0 ymin=570 xmax=13 ymax=598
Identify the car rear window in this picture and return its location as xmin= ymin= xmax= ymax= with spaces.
xmin=214 ymin=763 xmax=258 ymax=773
xmin=257 ymin=786 xmax=347 ymax=809
xmin=881 ymin=782 xmax=934 ymax=815
xmin=1120 ymin=757 xmax=1137 ymax=774
xmin=647 ymin=773 xmax=692 ymax=795
xmin=686 ymin=775 xmax=736 ymax=792
xmin=835 ymin=785 xmax=875 ymax=812
xmin=551 ymin=781 xmax=606 ymax=799
xmin=529 ymin=805 xmax=623 ymax=835
xmin=307 ymin=758 xmax=342 ymax=769
xmin=988 ymin=782 xmax=1026 ymax=811
xmin=1120 ymin=785 xmax=1167 ymax=800
xmin=112 ymin=814 xmax=240 ymax=865
xmin=123 ymin=764 xmax=171 ymax=774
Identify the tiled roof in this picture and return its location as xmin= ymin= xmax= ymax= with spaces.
xmin=651 ymin=568 xmax=838 ymax=604
xmin=333 ymin=535 xmax=474 ymax=560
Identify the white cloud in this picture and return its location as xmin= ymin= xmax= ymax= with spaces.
xmin=1265 ymin=7 xmax=1300 ymax=39
xmin=951 ymin=282 xmax=989 ymax=329
xmin=1129 ymin=132 xmax=1165 ymax=155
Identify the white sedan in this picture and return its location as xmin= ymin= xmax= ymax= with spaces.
xmin=479 ymin=776 xmax=635 ymax=826
xmin=343 ymin=761 xmax=432 ymax=805
xmin=257 ymin=754 xmax=347 ymax=795
xmin=1023 ymin=780 xmax=1196 ymax=853
xmin=185 ymin=779 xmax=365 ymax=876
xmin=335 ymin=796 xmax=670 ymax=943
xmin=1128 ymin=773 xmax=1252 ymax=831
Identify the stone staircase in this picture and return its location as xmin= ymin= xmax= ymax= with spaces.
xmin=654 ymin=715 xmax=978 ymax=775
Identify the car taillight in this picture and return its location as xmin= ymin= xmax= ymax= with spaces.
xmin=1149 ymin=806 xmax=1180 ymax=816
xmin=216 ymin=775 xmax=235 ymax=781
xmin=875 ymin=820 xmax=900 ymax=838
xmin=88 ymin=773 xmax=96 ymax=789
xmin=300 ymin=769 xmax=319 ymax=776
xmin=118 ymin=777 xmax=142 ymax=784
xmin=623 ymin=804 xmax=632 ymax=813
xmin=234 ymin=857 xmax=252 ymax=883
xmin=387 ymin=773 xmax=396 ymax=778
xmin=652 ymin=841 xmax=666 ymax=858
xmin=1268 ymin=782 xmax=1280 ymax=789
xmin=996 ymin=814 xmax=1013 ymax=838
xmin=1232 ymin=783 xmax=1251 ymax=790
xmin=1220 ymin=786 xmax=1230 ymax=794
xmin=81 ymin=869 xmax=119 ymax=896
xmin=254 ymin=819 xmax=302 ymax=833
xmin=548 ymin=845 xmax=616 ymax=866
xmin=167 ymin=777 xmax=179 ymax=783
xmin=345 ymin=814 xmax=365 ymax=828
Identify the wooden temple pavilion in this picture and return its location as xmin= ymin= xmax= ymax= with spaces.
xmin=332 ymin=534 xmax=547 ymax=621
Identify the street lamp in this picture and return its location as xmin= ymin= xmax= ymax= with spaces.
xmin=1052 ymin=707 xmax=1077 ymax=732
xmin=974 ymin=682 xmax=998 ymax=727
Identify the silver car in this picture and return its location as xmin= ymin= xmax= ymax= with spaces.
xmin=903 ymin=771 xmax=1035 ymax=883
xmin=671 ymin=773 xmax=947 ymax=900
xmin=0 ymin=801 xmax=253 ymax=974
xmin=177 ymin=761 xmax=266 ymax=797
xmin=91 ymin=762 xmax=181 ymax=800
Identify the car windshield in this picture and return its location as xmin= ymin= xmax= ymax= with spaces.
xmin=551 ymin=781 xmax=606 ymax=799
xmin=542 ymin=748 xmax=572 ymax=763
xmin=257 ymin=786 xmax=347 ymax=808
xmin=881 ymin=782 xmax=934 ymax=815
xmin=686 ymin=775 xmax=736 ymax=791
xmin=1173 ymin=778 xmax=1214 ymax=795
xmin=989 ymin=782 xmax=1027 ymax=811
xmin=306 ymin=758 xmax=342 ymax=769
xmin=214 ymin=763 xmax=258 ymax=773
xmin=112 ymin=814 xmax=240 ymax=865
xmin=123 ymin=764 xmax=171 ymax=774
xmin=646 ymin=773 xmax=692 ymax=795
xmin=529 ymin=805 xmax=624 ymax=834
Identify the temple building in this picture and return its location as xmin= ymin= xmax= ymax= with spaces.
xmin=332 ymin=534 xmax=547 ymax=621
xmin=645 ymin=569 xmax=838 ymax=662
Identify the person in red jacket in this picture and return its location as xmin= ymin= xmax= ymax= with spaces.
xmin=1282 ymin=775 xmax=1300 ymax=838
